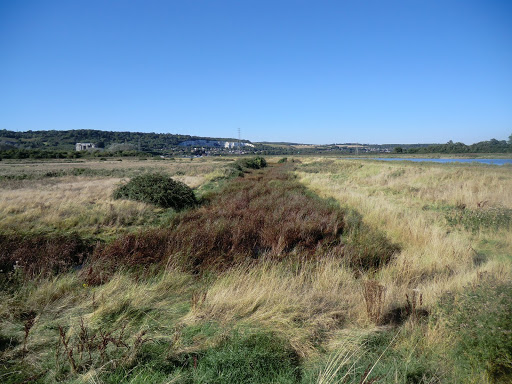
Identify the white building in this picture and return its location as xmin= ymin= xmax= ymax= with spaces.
xmin=75 ymin=143 xmax=96 ymax=151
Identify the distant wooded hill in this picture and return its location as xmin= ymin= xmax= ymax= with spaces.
xmin=0 ymin=129 xmax=251 ymax=152
xmin=0 ymin=129 xmax=510 ymax=156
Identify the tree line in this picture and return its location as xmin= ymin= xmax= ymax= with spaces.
xmin=395 ymin=135 xmax=512 ymax=154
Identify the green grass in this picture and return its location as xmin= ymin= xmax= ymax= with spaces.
xmin=302 ymin=328 xmax=442 ymax=384
xmin=192 ymin=330 xmax=301 ymax=384
xmin=436 ymin=279 xmax=512 ymax=383
xmin=445 ymin=206 xmax=512 ymax=232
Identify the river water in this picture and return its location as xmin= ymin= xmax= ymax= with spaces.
xmin=358 ymin=158 xmax=512 ymax=165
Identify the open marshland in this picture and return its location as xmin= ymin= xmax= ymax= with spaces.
xmin=0 ymin=158 xmax=229 ymax=237
xmin=1 ymin=157 xmax=511 ymax=383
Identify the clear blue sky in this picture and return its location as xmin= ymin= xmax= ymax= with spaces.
xmin=1 ymin=0 xmax=511 ymax=144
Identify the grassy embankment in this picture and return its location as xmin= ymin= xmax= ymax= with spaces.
xmin=1 ymin=157 xmax=511 ymax=383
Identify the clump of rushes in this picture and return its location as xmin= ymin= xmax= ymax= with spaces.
xmin=113 ymin=173 xmax=197 ymax=210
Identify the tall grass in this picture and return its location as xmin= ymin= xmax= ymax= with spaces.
xmin=296 ymin=159 xmax=512 ymax=305
xmin=2 ymin=157 xmax=511 ymax=383
xmin=297 ymin=158 xmax=512 ymax=382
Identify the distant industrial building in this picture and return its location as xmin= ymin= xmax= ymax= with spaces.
xmin=178 ymin=140 xmax=254 ymax=148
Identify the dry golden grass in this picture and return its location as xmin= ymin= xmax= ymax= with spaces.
xmin=297 ymin=158 xmax=512 ymax=313
xmin=0 ymin=177 xmax=148 ymax=233
xmin=184 ymin=258 xmax=363 ymax=358
xmin=0 ymin=158 xmax=227 ymax=235
xmin=0 ymin=157 xmax=228 ymax=179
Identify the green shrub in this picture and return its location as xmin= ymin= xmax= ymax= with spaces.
xmin=245 ymin=156 xmax=267 ymax=169
xmin=437 ymin=279 xmax=512 ymax=382
xmin=234 ymin=156 xmax=267 ymax=170
xmin=445 ymin=206 xmax=512 ymax=232
xmin=113 ymin=173 xmax=197 ymax=210
xmin=278 ymin=157 xmax=288 ymax=163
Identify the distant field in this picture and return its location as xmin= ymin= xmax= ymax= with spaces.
xmin=1 ymin=156 xmax=511 ymax=383
xmin=0 ymin=157 xmax=231 ymax=179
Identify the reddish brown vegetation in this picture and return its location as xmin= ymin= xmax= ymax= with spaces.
xmin=169 ymin=165 xmax=345 ymax=269
xmin=86 ymin=165 xmax=346 ymax=283
xmin=1 ymin=163 xmax=398 ymax=285
xmin=85 ymin=164 xmax=397 ymax=284
xmin=0 ymin=234 xmax=92 ymax=279
xmin=83 ymin=230 xmax=171 ymax=285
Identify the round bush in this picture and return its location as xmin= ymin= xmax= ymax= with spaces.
xmin=232 ymin=156 xmax=268 ymax=171
xmin=113 ymin=173 xmax=197 ymax=210
xmin=243 ymin=156 xmax=267 ymax=169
